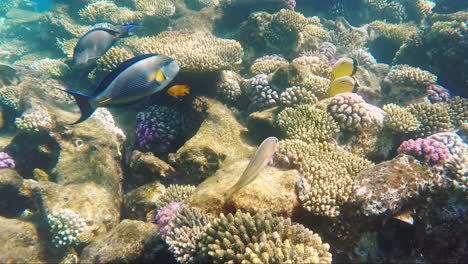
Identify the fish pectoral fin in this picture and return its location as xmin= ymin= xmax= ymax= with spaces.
xmin=98 ymin=98 xmax=113 ymax=104
xmin=156 ymin=70 xmax=165 ymax=82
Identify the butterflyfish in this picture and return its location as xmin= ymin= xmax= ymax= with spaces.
xmin=331 ymin=57 xmax=358 ymax=80
xmin=167 ymin=84 xmax=190 ymax=98
xmin=226 ymin=137 xmax=279 ymax=198
xmin=60 ymin=54 xmax=180 ymax=124
xmin=73 ymin=24 xmax=139 ymax=67
xmin=329 ymin=76 xmax=358 ymax=96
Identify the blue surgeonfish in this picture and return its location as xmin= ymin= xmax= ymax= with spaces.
xmin=61 ymin=54 xmax=180 ymax=124
xmin=73 ymin=24 xmax=138 ymax=66
xmin=226 ymin=137 xmax=279 ymax=198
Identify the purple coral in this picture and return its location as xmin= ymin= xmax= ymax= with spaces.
xmin=155 ymin=202 xmax=183 ymax=236
xmin=0 ymin=152 xmax=15 ymax=169
xmin=135 ymin=120 xmax=171 ymax=152
xmin=427 ymin=84 xmax=451 ymax=103
xmin=284 ymin=0 xmax=296 ymax=11
xmin=397 ymin=138 xmax=450 ymax=165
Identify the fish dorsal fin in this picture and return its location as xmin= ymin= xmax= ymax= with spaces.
xmin=93 ymin=54 xmax=156 ymax=96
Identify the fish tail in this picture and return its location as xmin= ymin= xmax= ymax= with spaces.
xmin=117 ymin=24 xmax=139 ymax=38
xmin=58 ymin=89 xmax=96 ymax=124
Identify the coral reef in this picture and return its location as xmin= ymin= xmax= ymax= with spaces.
xmin=382 ymin=104 xmax=421 ymax=133
xmin=46 ymin=208 xmax=87 ymax=247
xmin=277 ymin=104 xmax=339 ymax=143
xmin=154 ymin=184 xmax=196 ymax=210
xmin=198 ymin=212 xmax=332 ymax=264
xmin=250 ymin=55 xmax=288 ymax=75
xmin=0 ymin=152 xmax=15 ymax=169
xmin=427 ymin=84 xmax=451 ymax=103
xmin=96 ymin=46 xmax=134 ymax=74
xmin=14 ymin=105 xmax=55 ymax=134
xmin=245 ymin=73 xmax=281 ymax=110
xmin=280 ymin=86 xmax=318 ymax=106
xmin=397 ymin=138 xmax=450 ymax=165
xmin=406 ymin=103 xmax=453 ymax=137
xmin=216 ymin=70 xmax=243 ymax=104
xmin=154 ymin=202 xmax=183 ymax=235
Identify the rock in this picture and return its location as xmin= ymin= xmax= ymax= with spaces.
xmin=0 ymin=217 xmax=47 ymax=263
xmin=170 ymin=97 xmax=253 ymax=184
xmin=23 ymin=180 xmax=121 ymax=241
xmin=0 ymin=168 xmax=22 ymax=189
xmin=80 ymin=220 xmax=160 ymax=263
xmin=350 ymin=154 xmax=432 ymax=216
xmin=247 ymin=107 xmax=282 ymax=142
xmin=128 ymin=151 xmax=176 ymax=186
xmin=122 ymin=182 xmax=166 ymax=221
xmin=0 ymin=169 xmax=30 ymax=218
xmin=188 ymin=159 xmax=300 ymax=217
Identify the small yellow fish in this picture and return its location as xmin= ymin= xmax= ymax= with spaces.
xmin=329 ymin=76 xmax=357 ymax=96
xmin=332 ymin=57 xmax=358 ymax=80
xmin=393 ymin=211 xmax=414 ymax=225
xmin=226 ymin=137 xmax=279 ymax=198
xmin=167 ymin=84 xmax=190 ymax=98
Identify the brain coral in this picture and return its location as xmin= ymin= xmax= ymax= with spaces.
xmin=382 ymin=104 xmax=421 ymax=133
xmin=154 ymin=184 xmax=196 ymax=210
xmin=198 ymin=212 xmax=332 ymax=264
xmin=277 ymin=104 xmax=339 ymax=143
xmin=328 ymin=93 xmax=385 ymax=132
xmin=127 ymin=31 xmax=244 ymax=73
xmin=278 ymin=139 xmax=373 ymax=217
xmin=406 ymin=103 xmax=453 ymax=137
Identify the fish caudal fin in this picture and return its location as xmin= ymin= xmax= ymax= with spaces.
xmin=59 ymin=89 xmax=96 ymax=124
xmin=117 ymin=24 xmax=139 ymax=38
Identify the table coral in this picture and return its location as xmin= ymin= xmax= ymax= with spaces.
xmin=328 ymin=93 xmax=385 ymax=132
xmin=277 ymin=104 xmax=339 ymax=143
xmin=198 ymin=212 xmax=332 ymax=264
xmin=127 ymin=31 xmax=243 ymax=73
xmin=382 ymin=104 xmax=420 ymax=133
xmin=154 ymin=184 xmax=196 ymax=210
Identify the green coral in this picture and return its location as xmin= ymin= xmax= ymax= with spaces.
xmin=383 ymin=104 xmax=421 ymax=133
xmin=280 ymin=86 xmax=318 ymax=107
xmin=198 ymin=211 xmax=332 ymax=264
xmin=154 ymin=185 xmax=196 ymax=210
xmin=406 ymin=103 xmax=453 ymax=137
xmin=165 ymin=206 xmax=213 ymax=264
xmin=127 ymin=31 xmax=244 ymax=73
xmin=278 ymin=139 xmax=373 ymax=217
xmin=277 ymin=105 xmax=339 ymax=143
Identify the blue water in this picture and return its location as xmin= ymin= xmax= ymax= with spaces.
xmin=34 ymin=0 xmax=53 ymax=13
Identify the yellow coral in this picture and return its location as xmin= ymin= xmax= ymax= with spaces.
xmin=79 ymin=1 xmax=143 ymax=24
xmin=135 ymin=0 xmax=176 ymax=18
xmin=127 ymin=31 xmax=244 ymax=73
xmin=383 ymin=104 xmax=421 ymax=133
xmin=369 ymin=21 xmax=421 ymax=43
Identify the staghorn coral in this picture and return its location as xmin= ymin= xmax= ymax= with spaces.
xmin=397 ymin=138 xmax=450 ymax=165
xmin=406 ymin=103 xmax=453 ymax=137
xmin=277 ymin=104 xmax=339 ymax=143
xmin=96 ymin=46 xmax=134 ymax=74
xmin=280 ymin=86 xmax=318 ymax=107
xmin=30 ymin=59 xmax=70 ymax=78
xmin=165 ymin=206 xmax=213 ymax=264
xmin=291 ymin=56 xmax=331 ymax=78
xmin=216 ymin=70 xmax=243 ymax=103
xmin=250 ymin=55 xmax=288 ymax=75
xmin=278 ymin=139 xmax=373 ymax=217
xmin=127 ymin=31 xmax=243 ymax=73
xmin=382 ymin=104 xmax=421 ymax=133
xmin=198 ymin=211 xmax=332 ymax=264
xmin=154 ymin=184 xmax=196 ymax=210
xmin=327 ymin=93 xmax=385 ymax=132
xmin=47 ymin=209 xmax=87 ymax=248
xmin=245 ymin=74 xmax=281 ymax=110
xmin=14 ymin=105 xmax=55 ymax=134
xmin=135 ymin=0 xmax=176 ymax=18
xmin=446 ymin=96 xmax=468 ymax=128
xmin=155 ymin=202 xmax=182 ymax=235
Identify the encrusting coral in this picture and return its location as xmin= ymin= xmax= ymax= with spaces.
xmin=197 ymin=211 xmax=332 ymax=264
xmin=154 ymin=184 xmax=196 ymax=210
xmin=277 ymin=104 xmax=339 ymax=143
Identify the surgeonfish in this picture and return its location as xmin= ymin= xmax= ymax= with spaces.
xmin=167 ymin=84 xmax=190 ymax=98
xmin=226 ymin=137 xmax=279 ymax=198
xmin=73 ymin=24 xmax=138 ymax=67
xmin=61 ymin=54 xmax=180 ymax=124
xmin=329 ymin=76 xmax=358 ymax=96
xmin=331 ymin=57 xmax=358 ymax=80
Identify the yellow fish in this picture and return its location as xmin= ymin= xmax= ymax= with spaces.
xmin=329 ymin=76 xmax=357 ymax=96
xmin=167 ymin=84 xmax=190 ymax=98
xmin=226 ymin=137 xmax=279 ymax=198
xmin=332 ymin=57 xmax=358 ymax=80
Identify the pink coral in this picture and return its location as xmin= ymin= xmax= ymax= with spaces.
xmin=155 ymin=202 xmax=183 ymax=235
xmin=253 ymin=54 xmax=287 ymax=63
xmin=427 ymin=84 xmax=451 ymax=103
xmin=284 ymin=0 xmax=296 ymax=11
xmin=397 ymin=138 xmax=450 ymax=165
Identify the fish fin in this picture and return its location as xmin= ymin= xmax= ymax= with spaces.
xmin=156 ymin=70 xmax=165 ymax=82
xmin=116 ymin=24 xmax=139 ymax=38
xmin=58 ymin=89 xmax=96 ymax=124
xmin=98 ymin=98 xmax=113 ymax=105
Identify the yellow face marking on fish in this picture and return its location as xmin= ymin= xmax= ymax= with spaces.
xmin=98 ymin=98 xmax=113 ymax=104
xmin=156 ymin=70 xmax=165 ymax=82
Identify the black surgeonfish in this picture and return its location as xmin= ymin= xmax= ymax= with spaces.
xmin=62 ymin=54 xmax=180 ymax=124
xmin=73 ymin=24 xmax=138 ymax=67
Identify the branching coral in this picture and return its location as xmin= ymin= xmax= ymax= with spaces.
xmin=127 ymin=31 xmax=243 ymax=73
xmin=30 ymin=59 xmax=70 ymax=78
xmin=264 ymin=9 xmax=309 ymax=50
xmin=198 ymin=211 xmax=332 ymax=264
xmin=397 ymin=138 xmax=450 ymax=165
xmin=277 ymin=139 xmax=373 ymax=217
xmin=367 ymin=0 xmax=407 ymax=23
xmin=154 ymin=184 xmax=196 ymax=210
xmin=250 ymin=55 xmax=288 ymax=75
xmin=349 ymin=48 xmax=377 ymax=68
xmin=291 ymin=56 xmax=331 ymax=78
xmin=15 ymin=105 xmax=55 ymax=134
xmin=245 ymin=74 xmax=281 ymax=110
xmin=216 ymin=70 xmax=243 ymax=104
xmin=369 ymin=21 xmax=420 ymax=44
xmin=47 ymin=209 xmax=87 ymax=247
xmin=406 ymin=103 xmax=453 ymax=137
xmin=280 ymin=86 xmax=318 ymax=107
xmin=96 ymin=46 xmax=134 ymax=74
xmin=0 ymin=85 xmax=22 ymax=113
xmin=165 ymin=206 xmax=213 ymax=264
xmin=135 ymin=0 xmax=176 ymax=18
xmin=184 ymin=0 xmax=219 ymax=11
xmin=382 ymin=104 xmax=420 ymax=133
xmin=277 ymin=104 xmax=339 ymax=143
xmin=155 ymin=202 xmax=182 ymax=235
xmin=78 ymin=1 xmax=143 ymax=24
xmin=385 ymin=64 xmax=437 ymax=87
xmin=446 ymin=96 xmax=468 ymax=128
xmin=327 ymin=93 xmax=385 ymax=132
